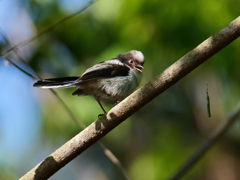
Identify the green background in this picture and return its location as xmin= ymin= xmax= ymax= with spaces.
xmin=1 ymin=0 xmax=240 ymax=179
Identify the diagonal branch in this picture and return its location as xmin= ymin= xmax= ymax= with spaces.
xmin=19 ymin=16 xmax=240 ymax=180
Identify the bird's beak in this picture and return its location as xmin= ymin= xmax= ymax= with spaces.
xmin=134 ymin=65 xmax=144 ymax=73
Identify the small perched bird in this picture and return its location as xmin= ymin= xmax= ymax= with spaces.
xmin=33 ymin=50 xmax=144 ymax=114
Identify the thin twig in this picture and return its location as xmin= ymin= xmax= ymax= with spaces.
xmin=49 ymin=90 xmax=130 ymax=179
xmin=0 ymin=27 xmax=42 ymax=81
xmin=4 ymin=57 xmax=38 ymax=80
xmin=1 ymin=40 xmax=130 ymax=180
xmin=19 ymin=16 xmax=240 ymax=180
xmin=1 ymin=16 xmax=130 ymax=177
xmin=0 ymin=0 xmax=96 ymax=57
xmin=4 ymin=56 xmax=130 ymax=179
xmin=167 ymin=104 xmax=240 ymax=180
xmin=49 ymin=89 xmax=86 ymax=129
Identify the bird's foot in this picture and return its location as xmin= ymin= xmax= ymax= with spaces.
xmin=114 ymin=95 xmax=123 ymax=105
xmin=115 ymin=100 xmax=121 ymax=105
xmin=98 ymin=113 xmax=106 ymax=118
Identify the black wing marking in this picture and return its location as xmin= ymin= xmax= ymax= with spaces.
xmin=75 ymin=62 xmax=130 ymax=83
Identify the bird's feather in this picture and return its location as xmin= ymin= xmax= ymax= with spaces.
xmin=75 ymin=60 xmax=130 ymax=83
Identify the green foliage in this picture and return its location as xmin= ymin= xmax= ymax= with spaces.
xmin=3 ymin=0 xmax=240 ymax=179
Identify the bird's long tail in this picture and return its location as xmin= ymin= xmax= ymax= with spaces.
xmin=33 ymin=77 xmax=79 ymax=88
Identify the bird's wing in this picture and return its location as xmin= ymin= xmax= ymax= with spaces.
xmin=75 ymin=60 xmax=130 ymax=83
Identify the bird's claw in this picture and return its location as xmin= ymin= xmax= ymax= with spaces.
xmin=98 ymin=114 xmax=105 ymax=118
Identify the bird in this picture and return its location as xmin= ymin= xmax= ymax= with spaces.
xmin=33 ymin=50 xmax=144 ymax=114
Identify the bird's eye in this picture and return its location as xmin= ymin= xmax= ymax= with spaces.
xmin=129 ymin=60 xmax=134 ymax=64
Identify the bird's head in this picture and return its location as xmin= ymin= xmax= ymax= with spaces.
xmin=117 ymin=50 xmax=144 ymax=73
